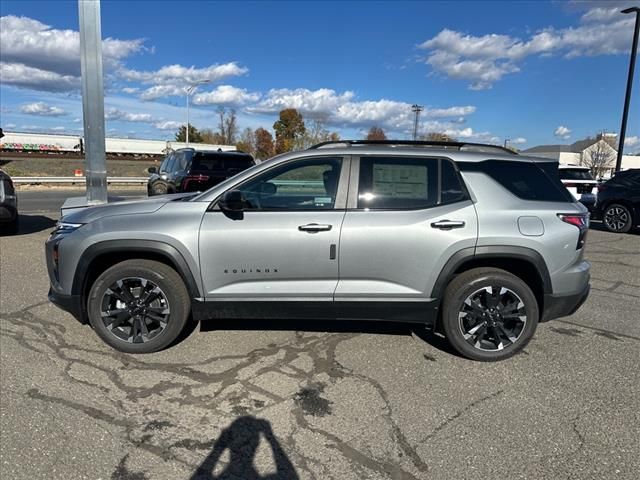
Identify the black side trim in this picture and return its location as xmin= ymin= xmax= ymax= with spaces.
xmin=48 ymin=288 xmax=84 ymax=323
xmin=191 ymin=300 xmax=439 ymax=326
xmin=542 ymin=284 xmax=590 ymax=322
xmin=431 ymin=245 xmax=552 ymax=300
xmin=72 ymin=240 xmax=201 ymax=298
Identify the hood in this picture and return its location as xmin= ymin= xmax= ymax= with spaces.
xmin=61 ymin=192 xmax=198 ymax=224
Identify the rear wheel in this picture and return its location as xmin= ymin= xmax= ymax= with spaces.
xmin=441 ymin=268 xmax=538 ymax=361
xmin=87 ymin=259 xmax=190 ymax=353
xmin=603 ymin=204 xmax=632 ymax=233
xmin=151 ymin=182 xmax=168 ymax=196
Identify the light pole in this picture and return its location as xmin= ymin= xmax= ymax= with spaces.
xmin=616 ymin=7 xmax=640 ymax=172
xmin=411 ymin=104 xmax=423 ymax=141
xmin=504 ymin=138 xmax=510 ymax=148
xmin=185 ymin=80 xmax=210 ymax=146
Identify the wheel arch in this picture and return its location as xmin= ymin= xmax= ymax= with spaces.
xmin=432 ymin=246 xmax=551 ymax=314
xmin=72 ymin=240 xmax=201 ymax=312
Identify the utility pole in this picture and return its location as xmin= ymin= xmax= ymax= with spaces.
xmin=78 ymin=0 xmax=107 ymax=205
xmin=504 ymin=138 xmax=511 ymax=149
xmin=411 ymin=104 xmax=423 ymax=141
xmin=616 ymin=7 xmax=640 ymax=172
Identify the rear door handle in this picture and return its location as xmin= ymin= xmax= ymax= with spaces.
xmin=431 ymin=219 xmax=465 ymax=230
xmin=298 ymin=223 xmax=333 ymax=232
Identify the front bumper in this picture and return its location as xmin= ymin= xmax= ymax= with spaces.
xmin=541 ymin=283 xmax=590 ymax=322
xmin=48 ymin=288 xmax=85 ymax=323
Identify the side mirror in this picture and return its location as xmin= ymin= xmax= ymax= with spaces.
xmin=260 ymin=182 xmax=277 ymax=196
xmin=148 ymin=166 xmax=157 ymax=174
xmin=219 ymin=190 xmax=244 ymax=212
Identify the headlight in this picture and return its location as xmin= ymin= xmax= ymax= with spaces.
xmin=53 ymin=221 xmax=84 ymax=235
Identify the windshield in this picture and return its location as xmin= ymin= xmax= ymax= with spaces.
xmin=558 ymin=169 xmax=594 ymax=181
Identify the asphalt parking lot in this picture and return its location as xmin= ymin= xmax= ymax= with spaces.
xmin=1 ymin=196 xmax=639 ymax=480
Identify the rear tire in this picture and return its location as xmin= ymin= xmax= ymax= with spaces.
xmin=87 ymin=259 xmax=190 ymax=353
xmin=151 ymin=182 xmax=168 ymax=196
xmin=441 ymin=268 xmax=538 ymax=361
xmin=603 ymin=204 xmax=632 ymax=233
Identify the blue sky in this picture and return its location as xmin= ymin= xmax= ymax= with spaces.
xmin=0 ymin=0 xmax=639 ymax=152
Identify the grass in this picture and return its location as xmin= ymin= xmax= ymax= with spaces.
xmin=0 ymin=156 xmax=158 ymax=177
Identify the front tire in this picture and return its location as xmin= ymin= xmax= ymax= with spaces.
xmin=441 ymin=268 xmax=539 ymax=361
xmin=603 ymin=204 xmax=632 ymax=233
xmin=151 ymin=182 xmax=168 ymax=196
xmin=87 ymin=259 xmax=190 ymax=353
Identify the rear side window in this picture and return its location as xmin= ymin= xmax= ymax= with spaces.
xmin=441 ymin=159 xmax=466 ymax=204
xmin=358 ymin=157 xmax=439 ymax=209
xmin=461 ymin=160 xmax=574 ymax=202
xmin=192 ymin=153 xmax=224 ymax=171
xmin=559 ymin=169 xmax=595 ymax=181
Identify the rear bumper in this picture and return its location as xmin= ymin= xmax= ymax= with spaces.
xmin=541 ymin=284 xmax=590 ymax=322
xmin=48 ymin=288 xmax=85 ymax=323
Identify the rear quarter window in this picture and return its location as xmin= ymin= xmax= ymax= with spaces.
xmin=460 ymin=160 xmax=574 ymax=202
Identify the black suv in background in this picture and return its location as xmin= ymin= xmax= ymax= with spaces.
xmin=595 ymin=169 xmax=640 ymax=233
xmin=147 ymin=148 xmax=255 ymax=195
xmin=0 ymin=169 xmax=18 ymax=235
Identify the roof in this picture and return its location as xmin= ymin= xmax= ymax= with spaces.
xmin=522 ymin=144 xmax=575 ymax=154
xmin=523 ymin=136 xmax=619 ymax=155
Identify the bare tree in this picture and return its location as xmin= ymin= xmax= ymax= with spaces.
xmin=422 ymin=132 xmax=457 ymax=142
xmin=216 ymin=107 xmax=238 ymax=145
xmin=366 ymin=126 xmax=387 ymax=140
xmin=582 ymin=140 xmax=616 ymax=178
xmin=295 ymin=116 xmax=340 ymax=149
xmin=236 ymin=127 xmax=255 ymax=155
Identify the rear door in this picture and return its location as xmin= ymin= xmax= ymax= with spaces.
xmin=336 ymin=155 xmax=478 ymax=310
xmin=199 ymin=155 xmax=349 ymax=305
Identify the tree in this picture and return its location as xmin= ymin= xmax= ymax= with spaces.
xmin=175 ymin=124 xmax=203 ymax=143
xmin=366 ymin=126 xmax=387 ymax=141
xmin=236 ymin=127 xmax=256 ymax=155
xmin=295 ymin=117 xmax=340 ymax=149
xmin=254 ymin=127 xmax=274 ymax=160
xmin=200 ymin=128 xmax=225 ymax=144
xmin=422 ymin=132 xmax=457 ymax=142
xmin=273 ymin=108 xmax=306 ymax=153
xmin=216 ymin=107 xmax=238 ymax=145
xmin=582 ymin=139 xmax=616 ymax=179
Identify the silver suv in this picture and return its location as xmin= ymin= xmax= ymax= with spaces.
xmin=46 ymin=140 xmax=591 ymax=361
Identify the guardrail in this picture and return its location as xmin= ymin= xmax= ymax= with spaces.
xmin=13 ymin=176 xmax=148 ymax=185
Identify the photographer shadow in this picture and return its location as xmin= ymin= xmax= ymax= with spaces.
xmin=190 ymin=416 xmax=299 ymax=480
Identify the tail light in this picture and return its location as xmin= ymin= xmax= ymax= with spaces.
xmin=563 ymin=182 xmax=577 ymax=188
xmin=183 ymin=174 xmax=209 ymax=190
xmin=558 ymin=213 xmax=589 ymax=249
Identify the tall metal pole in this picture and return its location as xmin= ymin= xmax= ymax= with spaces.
xmin=411 ymin=104 xmax=423 ymax=141
xmin=616 ymin=7 xmax=640 ymax=172
xmin=78 ymin=0 xmax=107 ymax=205
xmin=186 ymin=88 xmax=191 ymax=146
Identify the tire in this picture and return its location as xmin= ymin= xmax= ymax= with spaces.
xmin=603 ymin=203 xmax=632 ymax=233
xmin=441 ymin=267 xmax=539 ymax=362
xmin=151 ymin=182 xmax=168 ymax=196
xmin=87 ymin=259 xmax=190 ymax=353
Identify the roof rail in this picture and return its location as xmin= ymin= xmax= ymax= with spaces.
xmin=307 ymin=139 xmax=517 ymax=155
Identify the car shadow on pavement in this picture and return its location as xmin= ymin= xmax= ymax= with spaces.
xmin=190 ymin=416 xmax=299 ymax=480
xmin=199 ymin=318 xmax=461 ymax=358
xmin=0 ymin=214 xmax=56 ymax=237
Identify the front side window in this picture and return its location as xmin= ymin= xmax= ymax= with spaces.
xmin=159 ymin=154 xmax=173 ymax=173
xmin=234 ymin=157 xmax=342 ymax=210
xmin=358 ymin=157 xmax=438 ymax=209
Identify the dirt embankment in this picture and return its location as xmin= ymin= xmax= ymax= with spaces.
xmin=0 ymin=156 xmax=160 ymax=177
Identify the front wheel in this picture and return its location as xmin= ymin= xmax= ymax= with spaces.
xmin=603 ymin=204 xmax=632 ymax=233
xmin=441 ymin=268 xmax=539 ymax=361
xmin=87 ymin=259 xmax=190 ymax=353
xmin=151 ymin=182 xmax=168 ymax=196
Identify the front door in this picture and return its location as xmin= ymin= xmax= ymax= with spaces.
xmin=199 ymin=156 xmax=349 ymax=304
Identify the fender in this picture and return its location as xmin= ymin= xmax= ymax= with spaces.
xmin=431 ymin=245 xmax=552 ymax=300
xmin=71 ymin=239 xmax=202 ymax=299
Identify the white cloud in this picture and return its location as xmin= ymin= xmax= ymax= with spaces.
xmin=154 ymin=120 xmax=182 ymax=131
xmin=511 ymin=137 xmax=527 ymax=144
xmin=50 ymin=126 xmax=66 ymax=131
xmin=105 ymin=108 xmax=154 ymax=123
xmin=19 ymin=101 xmax=67 ymax=116
xmin=554 ymin=125 xmax=572 ymax=139
xmin=192 ymin=85 xmax=261 ymax=106
xmin=4 ymin=123 xmax=16 ymax=129
xmin=122 ymin=87 xmax=139 ymax=94
xmin=624 ymin=135 xmax=639 ymax=146
xmin=418 ymin=5 xmax=636 ymax=89
xmin=0 ymin=15 xmax=143 ymax=92
xmin=249 ymin=87 xmax=476 ymax=132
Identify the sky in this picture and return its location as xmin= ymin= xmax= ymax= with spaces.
xmin=0 ymin=0 xmax=639 ymax=152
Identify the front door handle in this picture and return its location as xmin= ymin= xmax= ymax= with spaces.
xmin=431 ymin=219 xmax=465 ymax=230
xmin=298 ymin=223 xmax=333 ymax=233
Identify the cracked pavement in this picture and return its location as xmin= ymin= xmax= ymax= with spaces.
xmin=1 ymin=214 xmax=639 ymax=479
